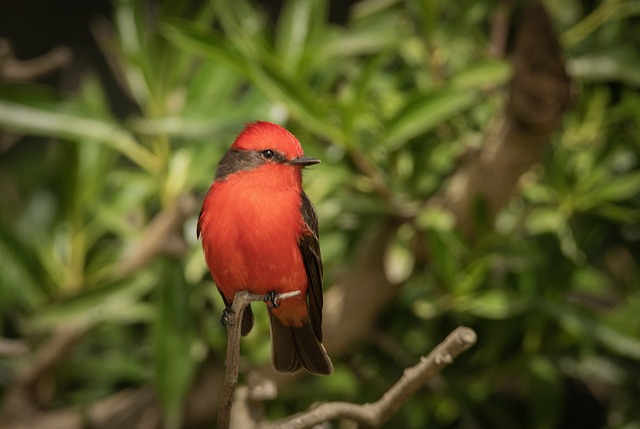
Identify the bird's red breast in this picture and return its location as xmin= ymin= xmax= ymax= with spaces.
xmin=199 ymin=165 xmax=309 ymax=325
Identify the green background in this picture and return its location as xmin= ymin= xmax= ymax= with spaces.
xmin=1 ymin=0 xmax=639 ymax=428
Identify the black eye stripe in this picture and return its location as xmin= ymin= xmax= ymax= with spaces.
xmin=214 ymin=149 xmax=290 ymax=181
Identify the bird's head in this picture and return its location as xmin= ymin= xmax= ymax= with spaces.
xmin=215 ymin=122 xmax=320 ymax=181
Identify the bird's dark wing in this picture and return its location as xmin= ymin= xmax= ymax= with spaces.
xmin=298 ymin=192 xmax=324 ymax=341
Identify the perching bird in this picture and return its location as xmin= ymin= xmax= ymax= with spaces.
xmin=197 ymin=121 xmax=332 ymax=375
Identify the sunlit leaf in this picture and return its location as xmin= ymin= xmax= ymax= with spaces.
xmin=456 ymin=289 xmax=530 ymax=319
xmin=384 ymin=224 xmax=415 ymax=283
xmin=525 ymin=207 xmax=566 ymax=235
xmin=450 ymin=59 xmax=512 ymax=90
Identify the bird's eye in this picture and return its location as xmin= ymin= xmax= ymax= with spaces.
xmin=262 ymin=149 xmax=275 ymax=159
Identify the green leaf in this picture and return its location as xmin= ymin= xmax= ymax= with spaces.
xmin=383 ymin=89 xmax=478 ymax=149
xmin=584 ymin=171 xmax=640 ymax=207
xmin=547 ymin=302 xmax=640 ymax=360
xmin=412 ymin=298 xmax=446 ymax=320
xmin=275 ymin=0 xmax=316 ymax=70
xmin=457 ymin=289 xmax=529 ymax=319
xmin=596 ymin=324 xmax=640 ymax=360
xmin=247 ymin=57 xmax=341 ymax=140
xmin=450 ymin=59 xmax=512 ymax=90
xmin=28 ymin=273 xmax=156 ymax=332
xmin=416 ymin=206 xmax=455 ymax=231
xmin=456 ymin=257 xmax=491 ymax=294
xmin=425 ymin=229 xmax=464 ymax=288
xmin=569 ymin=47 xmax=640 ymax=87
xmin=525 ymin=207 xmax=566 ymax=235
xmin=384 ymin=224 xmax=415 ymax=283
xmin=162 ymin=19 xmax=344 ymax=142
xmin=153 ymin=259 xmax=195 ymax=429
xmin=570 ymin=266 xmax=613 ymax=295
xmin=0 ymin=100 xmax=161 ymax=173
xmin=526 ymin=356 xmax=562 ymax=429
xmin=161 ymin=20 xmax=246 ymax=72
xmin=593 ymin=203 xmax=640 ymax=223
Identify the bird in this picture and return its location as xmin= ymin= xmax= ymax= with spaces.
xmin=197 ymin=121 xmax=333 ymax=375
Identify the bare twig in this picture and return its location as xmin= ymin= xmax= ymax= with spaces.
xmin=255 ymin=327 xmax=476 ymax=429
xmin=218 ymin=290 xmax=302 ymax=429
xmin=0 ymin=39 xmax=72 ymax=82
xmin=371 ymin=327 xmax=476 ymax=424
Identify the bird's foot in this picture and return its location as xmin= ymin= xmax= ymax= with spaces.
xmin=220 ymin=307 xmax=235 ymax=327
xmin=263 ymin=290 xmax=281 ymax=309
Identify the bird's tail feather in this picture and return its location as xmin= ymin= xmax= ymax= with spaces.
xmin=269 ymin=313 xmax=333 ymax=375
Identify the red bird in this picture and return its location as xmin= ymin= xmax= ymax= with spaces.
xmin=197 ymin=121 xmax=333 ymax=375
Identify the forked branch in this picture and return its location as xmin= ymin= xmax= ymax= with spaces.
xmin=262 ymin=326 xmax=477 ymax=429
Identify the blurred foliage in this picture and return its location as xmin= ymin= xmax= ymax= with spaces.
xmin=1 ymin=0 xmax=639 ymax=428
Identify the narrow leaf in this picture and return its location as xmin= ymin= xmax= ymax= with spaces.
xmin=383 ymin=89 xmax=478 ymax=149
xmin=587 ymin=171 xmax=640 ymax=206
xmin=0 ymin=101 xmax=161 ymax=173
xmin=154 ymin=259 xmax=195 ymax=429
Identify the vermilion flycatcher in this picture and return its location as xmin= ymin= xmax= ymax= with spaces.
xmin=197 ymin=121 xmax=333 ymax=375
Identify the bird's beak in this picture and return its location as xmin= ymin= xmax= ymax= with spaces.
xmin=289 ymin=156 xmax=321 ymax=167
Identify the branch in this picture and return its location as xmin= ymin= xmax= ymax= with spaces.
xmin=255 ymin=326 xmax=476 ymax=429
xmin=218 ymin=290 xmax=302 ymax=429
xmin=0 ymin=39 xmax=72 ymax=82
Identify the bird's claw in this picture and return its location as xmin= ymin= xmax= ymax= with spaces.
xmin=220 ymin=307 xmax=235 ymax=327
xmin=263 ymin=291 xmax=280 ymax=309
